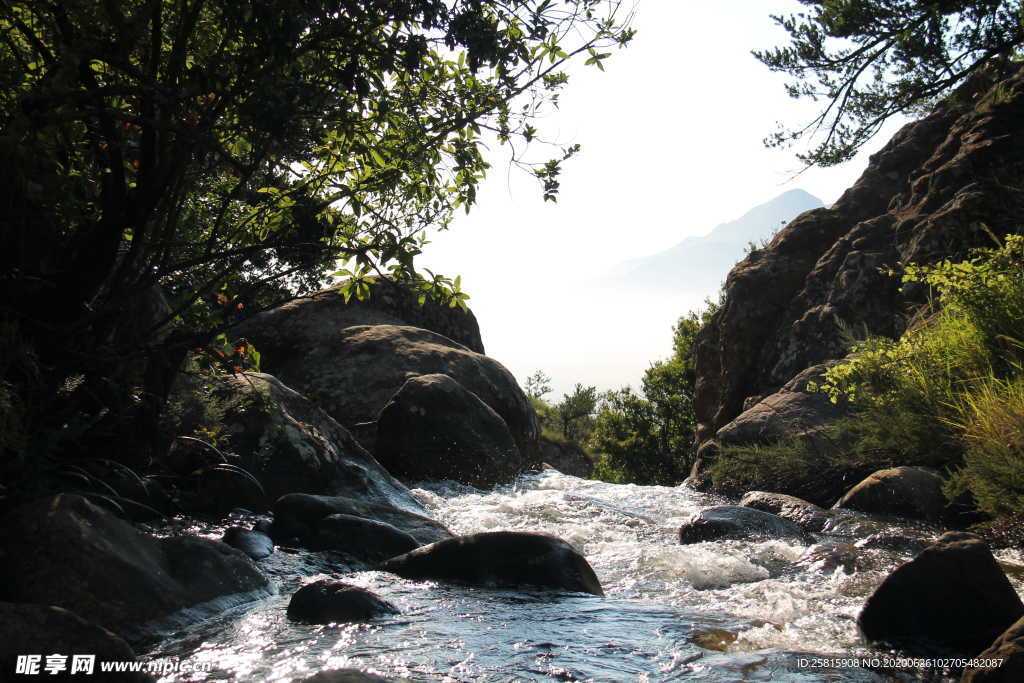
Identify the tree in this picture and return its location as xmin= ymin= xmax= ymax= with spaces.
xmin=556 ymin=382 xmax=597 ymax=441
xmin=525 ymin=369 xmax=553 ymax=400
xmin=755 ymin=1 xmax=1024 ymax=166
xmin=0 ymin=1 xmax=634 ymax=470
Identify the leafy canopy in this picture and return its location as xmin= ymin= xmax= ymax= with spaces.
xmin=755 ymin=0 xmax=1024 ymax=166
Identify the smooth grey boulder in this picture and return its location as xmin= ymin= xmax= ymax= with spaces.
xmin=739 ymin=491 xmax=832 ymax=532
xmin=271 ymin=493 xmax=451 ymax=548
xmin=311 ymin=514 xmax=420 ymax=562
xmin=375 ymin=374 xmax=522 ymax=487
xmin=287 ymin=580 xmax=398 ymax=624
xmin=0 ymin=602 xmax=152 ymax=681
xmin=858 ymin=532 xmax=1024 ymax=656
xmin=833 ymin=466 xmax=947 ymax=521
xmin=379 ymin=531 xmax=604 ymax=596
xmin=222 ymin=527 xmax=274 ymax=560
xmin=678 ymin=505 xmax=805 ymax=544
xmin=0 ymin=494 xmax=270 ymax=642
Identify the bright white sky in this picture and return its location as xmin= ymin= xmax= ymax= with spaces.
xmin=419 ymin=1 xmax=907 ymax=400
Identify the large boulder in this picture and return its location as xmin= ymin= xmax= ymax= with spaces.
xmin=211 ymin=373 xmax=423 ymax=512
xmin=678 ymin=505 xmax=804 ymax=544
xmin=375 ymin=374 xmax=522 ymax=487
xmin=287 ymin=580 xmax=398 ymax=624
xmin=694 ymin=65 xmax=1024 ymax=444
xmin=271 ymin=493 xmax=451 ymax=548
xmin=858 ymin=532 xmax=1024 ymax=656
xmin=962 ymin=615 xmax=1024 ymax=681
xmin=738 ymin=491 xmax=832 ymax=533
xmin=833 ymin=466 xmax=947 ymax=521
xmin=310 ymin=514 xmax=420 ymax=562
xmin=539 ymin=437 xmax=594 ymax=478
xmin=232 ymin=323 xmax=539 ymax=465
xmin=0 ymin=494 xmax=270 ymax=642
xmin=0 ymin=602 xmax=151 ymax=681
xmin=379 ymin=531 xmax=604 ymax=596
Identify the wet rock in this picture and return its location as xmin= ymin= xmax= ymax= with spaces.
xmin=287 ymin=580 xmax=398 ymax=624
xmin=693 ymin=66 xmax=1024 ymax=444
xmin=0 ymin=602 xmax=152 ymax=681
xmin=739 ymin=491 xmax=832 ymax=532
xmin=678 ymin=505 xmax=804 ymax=544
xmin=692 ymin=627 xmax=738 ymax=651
xmin=272 ymin=493 xmax=451 ymax=548
xmin=379 ymin=531 xmax=604 ymax=596
xmin=212 ymin=373 xmax=423 ymax=511
xmin=375 ymin=374 xmax=523 ymax=488
xmin=222 ymin=527 xmax=274 ymax=560
xmin=0 ymin=494 xmax=270 ymax=642
xmin=311 ymin=514 xmax=419 ymax=562
xmin=300 ymin=669 xmax=407 ymax=683
xmin=858 ymin=532 xmax=1024 ymax=656
xmin=833 ymin=466 xmax=947 ymax=522
xmin=854 ymin=532 xmax=933 ymax=555
xmin=962 ymin=615 xmax=1024 ymax=681
xmin=539 ymin=437 xmax=593 ymax=478
xmin=797 ymin=542 xmax=862 ymax=574
xmin=229 ymin=322 xmax=539 ymax=464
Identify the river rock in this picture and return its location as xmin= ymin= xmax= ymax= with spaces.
xmin=693 ymin=65 xmax=1024 ymax=445
xmin=222 ymin=527 xmax=274 ymax=560
xmin=0 ymin=602 xmax=152 ymax=681
xmin=311 ymin=514 xmax=420 ymax=561
xmin=797 ymin=542 xmax=862 ymax=574
xmin=212 ymin=373 xmax=423 ymax=511
xmin=962 ymin=615 xmax=1024 ymax=681
xmin=739 ymin=491 xmax=832 ymax=532
xmin=379 ymin=531 xmax=604 ymax=596
xmin=375 ymin=374 xmax=522 ymax=487
xmin=229 ymin=322 xmax=539 ymax=465
xmin=271 ymin=493 xmax=451 ymax=547
xmin=0 ymin=494 xmax=270 ymax=642
xmin=833 ymin=466 xmax=947 ymax=521
xmin=539 ymin=437 xmax=594 ymax=478
xmin=858 ymin=532 xmax=1024 ymax=655
xmin=300 ymin=671 xmax=404 ymax=683
xmin=287 ymin=580 xmax=398 ymax=624
xmin=678 ymin=505 xmax=804 ymax=544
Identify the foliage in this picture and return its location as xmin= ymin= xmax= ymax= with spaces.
xmin=556 ymin=382 xmax=598 ymax=441
xmin=525 ymin=369 xmax=553 ymax=400
xmin=804 ymin=235 xmax=1024 ymax=516
xmin=0 ymin=0 xmax=634 ymax=473
xmin=755 ymin=0 xmax=1024 ymax=166
xmin=589 ymin=309 xmax=709 ymax=485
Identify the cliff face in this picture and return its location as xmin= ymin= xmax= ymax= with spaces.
xmin=694 ymin=67 xmax=1024 ymax=444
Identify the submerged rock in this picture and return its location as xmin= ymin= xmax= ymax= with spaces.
xmin=738 ymin=491 xmax=832 ymax=532
xmin=300 ymin=670 xmax=407 ymax=683
xmin=271 ymin=493 xmax=451 ymax=548
xmin=375 ymin=374 xmax=522 ymax=488
xmin=833 ymin=466 xmax=947 ymax=522
xmin=678 ymin=505 xmax=804 ymax=544
xmin=858 ymin=532 xmax=1024 ymax=656
xmin=796 ymin=542 xmax=862 ymax=575
xmin=222 ymin=527 xmax=274 ymax=560
xmin=962 ymin=615 xmax=1024 ymax=681
xmin=311 ymin=514 xmax=420 ymax=562
xmin=379 ymin=531 xmax=604 ymax=596
xmin=0 ymin=494 xmax=270 ymax=642
xmin=287 ymin=580 xmax=398 ymax=624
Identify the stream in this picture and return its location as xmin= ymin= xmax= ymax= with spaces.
xmin=143 ymin=470 xmax=1024 ymax=681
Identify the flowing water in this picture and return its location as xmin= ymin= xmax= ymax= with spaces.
xmin=144 ymin=470 xmax=1024 ymax=682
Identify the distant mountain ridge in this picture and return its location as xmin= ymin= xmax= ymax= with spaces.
xmin=607 ymin=189 xmax=824 ymax=290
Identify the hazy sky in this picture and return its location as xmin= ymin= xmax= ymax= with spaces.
xmin=419 ymin=1 xmax=907 ymax=400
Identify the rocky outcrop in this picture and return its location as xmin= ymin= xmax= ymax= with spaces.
xmin=677 ymin=505 xmax=804 ymax=544
xmin=0 ymin=494 xmax=270 ymax=642
xmin=235 ymin=324 xmax=539 ymax=465
xmin=287 ymin=580 xmax=398 ymax=624
xmin=539 ymin=437 xmax=594 ymax=478
xmin=962 ymin=615 xmax=1024 ymax=681
xmin=858 ymin=532 xmax=1024 ymax=656
xmin=833 ymin=466 xmax=947 ymax=522
xmin=212 ymin=373 xmax=422 ymax=512
xmin=379 ymin=531 xmax=604 ymax=596
xmin=271 ymin=493 xmax=452 ymax=548
xmin=0 ymin=603 xmax=151 ymax=681
xmin=694 ymin=66 xmax=1024 ymax=444
xmin=375 ymin=374 xmax=523 ymax=487
xmin=738 ymin=491 xmax=831 ymax=532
